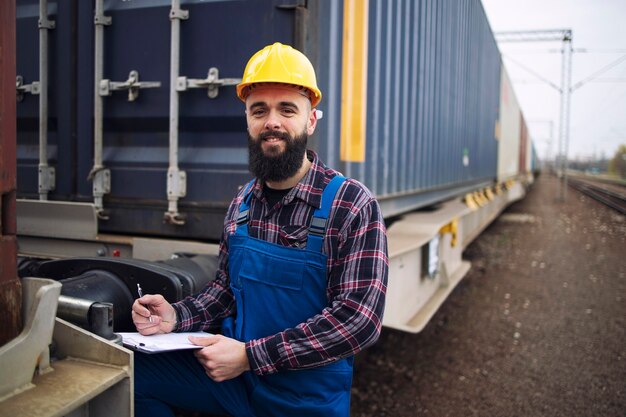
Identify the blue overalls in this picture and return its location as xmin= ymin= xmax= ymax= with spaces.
xmin=227 ymin=174 xmax=352 ymax=416
xmin=134 ymin=175 xmax=353 ymax=417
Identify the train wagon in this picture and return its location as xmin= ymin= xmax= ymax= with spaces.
xmin=1 ymin=0 xmax=536 ymax=415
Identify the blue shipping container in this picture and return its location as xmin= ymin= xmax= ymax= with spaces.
xmin=16 ymin=0 xmax=500 ymax=240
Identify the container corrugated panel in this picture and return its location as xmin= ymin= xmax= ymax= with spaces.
xmin=497 ymin=65 xmax=521 ymax=181
xmin=16 ymin=0 xmax=501 ymax=240
xmin=313 ymin=0 xmax=500 ymax=217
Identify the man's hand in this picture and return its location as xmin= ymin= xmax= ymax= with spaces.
xmin=131 ymin=294 xmax=177 ymax=335
xmin=190 ymin=335 xmax=251 ymax=382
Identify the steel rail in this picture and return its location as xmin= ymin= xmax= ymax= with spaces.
xmin=568 ymin=177 xmax=626 ymax=215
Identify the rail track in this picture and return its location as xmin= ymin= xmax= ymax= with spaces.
xmin=567 ymin=175 xmax=626 ymax=214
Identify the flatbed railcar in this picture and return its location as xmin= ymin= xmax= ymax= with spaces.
xmin=2 ymin=1 xmax=537 ymax=415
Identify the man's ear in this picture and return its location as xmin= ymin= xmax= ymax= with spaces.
xmin=306 ymin=108 xmax=318 ymax=135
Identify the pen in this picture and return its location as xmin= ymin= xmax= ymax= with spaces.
xmin=136 ymin=283 xmax=153 ymax=323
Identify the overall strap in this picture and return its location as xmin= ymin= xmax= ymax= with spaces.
xmin=307 ymin=175 xmax=347 ymax=253
xmin=235 ymin=180 xmax=256 ymax=236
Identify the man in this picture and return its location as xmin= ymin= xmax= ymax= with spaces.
xmin=131 ymin=42 xmax=388 ymax=417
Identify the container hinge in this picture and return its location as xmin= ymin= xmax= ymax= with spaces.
xmin=169 ymin=6 xmax=189 ymax=21
xmin=164 ymin=168 xmax=187 ymax=225
xmin=94 ymin=11 xmax=112 ymax=26
xmin=38 ymin=16 xmax=55 ymax=30
xmin=88 ymin=167 xmax=111 ymax=220
xmin=176 ymin=68 xmax=242 ymax=98
xmin=38 ymin=165 xmax=56 ymax=194
xmin=100 ymin=70 xmax=161 ymax=101
xmin=16 ymin=76 xmax=40 ymax=102
xmin=167 ymin=168 xmax=187 ymax=199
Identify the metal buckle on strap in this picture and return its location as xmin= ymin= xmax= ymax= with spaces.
xmin=236 ymin=209 xmax=249 ymax=225
xmin=309 ymin=216 xmax=327 ymax=237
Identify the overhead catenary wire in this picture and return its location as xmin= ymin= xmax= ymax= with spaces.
xmin=502 ymin=53 xmax=562 ymax=92
xmin=571 ymin=54 xmax=626 ymax=91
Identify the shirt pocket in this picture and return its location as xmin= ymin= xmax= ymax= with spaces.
xmin=278 ymin=224 xmax=309 ymax=248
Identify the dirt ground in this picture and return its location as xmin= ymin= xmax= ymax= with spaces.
xmin=350 ymin=175 xmax=626 ymax=417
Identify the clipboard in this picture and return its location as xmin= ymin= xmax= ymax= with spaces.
xmin=117 ymin=331 xmax=213 ymax=354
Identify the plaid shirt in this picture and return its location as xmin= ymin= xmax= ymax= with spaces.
xmin=173 ymin=151 xmax=388 ymax=375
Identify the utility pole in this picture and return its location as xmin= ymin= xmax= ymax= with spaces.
xmin=495 ymin=29 xmax=573 ymax=201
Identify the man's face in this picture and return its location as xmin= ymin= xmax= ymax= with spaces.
xmin=245 ymin=85 xmax=317 ymax=182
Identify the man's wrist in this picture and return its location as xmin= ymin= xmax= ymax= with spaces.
xmin=169 ymin=318 xmax=178 ymax=332
xmin=168 ymin=308 xmax=180 ymax=332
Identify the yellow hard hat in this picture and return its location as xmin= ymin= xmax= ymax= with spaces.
xmin=236 ymin=42 xmax=322 ymax=107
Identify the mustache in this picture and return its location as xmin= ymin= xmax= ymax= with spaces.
xmin=258 ymin=130 xmax=292 ymax=141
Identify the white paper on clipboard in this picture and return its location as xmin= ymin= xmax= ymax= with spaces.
xmin=118 ymin=331 xmax=213 ymax=353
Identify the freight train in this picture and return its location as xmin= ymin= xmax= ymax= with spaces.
xmin=1 ymin=0 xmax=539 ymax=415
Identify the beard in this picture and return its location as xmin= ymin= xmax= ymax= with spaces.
xmin=248 ymin=130 xmax=308 ymax=183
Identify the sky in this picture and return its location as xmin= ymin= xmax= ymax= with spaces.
xmin=481 ymin=0 xmax=626 ymax=161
